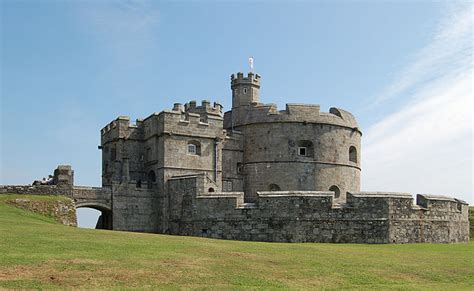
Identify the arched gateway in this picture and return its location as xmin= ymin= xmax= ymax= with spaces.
xmin=75 ymin=202 xmax=113 ymax=230
xmin=71 ymin=186 xmax=113 ymax=230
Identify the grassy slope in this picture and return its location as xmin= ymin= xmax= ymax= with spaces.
xmin=0 ymin=195 xmax=472 ymax=289
xmin=0 ymin=194 xmax=75 ymax=225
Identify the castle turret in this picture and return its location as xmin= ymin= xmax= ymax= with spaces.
xmin=231 ymin=72 xmax=261 ymax=108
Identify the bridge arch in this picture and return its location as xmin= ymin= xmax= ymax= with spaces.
xmin=75 ymin=201 xmax=111 ymax=212
xmin=75 ymin=201 xmax=112 ymax=230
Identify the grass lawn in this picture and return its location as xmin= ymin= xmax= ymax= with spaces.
xmin=0 ymin=194 xmax=473 ymax=289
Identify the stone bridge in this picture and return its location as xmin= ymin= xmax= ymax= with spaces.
xmin=71 ymin=186 xmax=113 ymax=230
xmin=0 ymin=183 xmax=114 ymax=229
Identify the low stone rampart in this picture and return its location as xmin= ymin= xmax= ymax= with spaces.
xmin=4 ymin=196 xmax=77 ymax=226
xmin=0 ymin=185 xmax=72 ymax=196
xmin=386 ymin=193 xmax=469 ymax=243
xmin=167 ymin=174 xmax=469 ymax=243
xmin=2 ymin=175 xmax=469 ymax=243
xmin=110 ymin=183 xmax=159 ymax=232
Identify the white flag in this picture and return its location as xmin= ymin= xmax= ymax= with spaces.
xmin=248 ymin=56 xmax=254 ymax=70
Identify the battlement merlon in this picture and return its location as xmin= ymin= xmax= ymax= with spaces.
xmin=416 ymin=194 xmax=468 ymax=211
xmin=231 ymin=72 xmax=261 ymax=87
xmin=140 ymin=109 xmax=224 ymax=140
xmin=100 ymin=116 xmax=144 ymax=144
xmin=182 ymin=100 xmax=223 ymax=117
xmin=224 ymin=103 xmax=360 ymax=132
xmin=347 ymin=192 xmax=469 ymax=214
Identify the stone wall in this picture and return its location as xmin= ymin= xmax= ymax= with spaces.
xmin=0 ymin=184 xmax=114 ymax=228
xmin=221 ymin=131 xmax=244 ymax=192
xmin=388 ymin=194 xmax=470 ymax=243
xmin=0 ymin=185 xmax=72 ymax=196
xmin=1 ymin=193 xmax=77 ymax=226
xmin=224 ymin=103 xmax=360 ymax=130
xmin=233 ymin=119 xmax=361 ymax=202
xmin=110 ymin=183 xmax=159 ymax=232
xmin=166 ymin=175 xmax=469 ymax=243
xmin=72 ymin=186 xmax=112 ymax=210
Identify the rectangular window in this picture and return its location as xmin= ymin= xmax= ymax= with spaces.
xmin=298 ymin=147 xmax=307 ymax=156
xmin=188 ymin=144 xmax=197 ymax=155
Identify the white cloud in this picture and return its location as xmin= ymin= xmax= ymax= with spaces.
xmin=362 ymin=3 xmax=473 ymax=204
xmin=372 ymin=3 xmax=472 ymax=106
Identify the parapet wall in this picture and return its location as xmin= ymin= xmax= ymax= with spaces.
xmin=224 ymin=103 xmax=360 ymax=131
xmin=231 ymin=72 xmax=261 ymax=87
xmin=0 ymin=184 xmax=113 ymax=212
xmin=110 ymin=183 xmax=159 ymax=232
xmin=161 ymin=109 xmax=224 ymax=138
xmin=102 ymin=101 xmax=224 ymax=144
xmin=0 ymin=185 xmax=73 ymax=196
xmin=72 ymin=186 xmax=112 ymax=210
xmin=167 ymin=175 xmax=469 ymax=243
xmin=182 ymin=100 xmax=223 ymax=118
xmin=101 ymin=116 xmax=144 ymax=144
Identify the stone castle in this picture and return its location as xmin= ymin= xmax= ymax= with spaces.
xmin=1 ymin=72 xmax=470 ymax=243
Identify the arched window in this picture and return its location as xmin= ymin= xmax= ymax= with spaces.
xmin=349 ymin=146 xmax=357 ymax=163
xmin=208 ymin=187 xmax=215 ymax=192
xmin=329 ymin=185 xmax=341 ymax=198
xmin=187 ymin=140 xmax=201 ymax=155
xmin=136 ymin=180 xmax=142 ymax=188
xmin=268 ymin=184 xmax=281 ymax=191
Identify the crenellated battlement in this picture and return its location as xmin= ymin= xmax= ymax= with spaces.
xmin=173 ymin=174 xmax=468 ymax=217
xmin=101 ymin=116 xmax=129 ymax=136
xmin=231 ymin=72 xmax=261 ymax=87
xmin=100 ymin=116 xmax=144 ymax=145
xmin=162 ymin=103 xmax=224 ymax=129
xmin=100 ymin=116 xmax=144 ymax=135
xmin=225 ymin=102 xmax=359 ymax=131
xmin=166 ymin=173 xmax=469 ymax=243
xmin=181 ymin=100 xmax=223 ymax=117
xmin=346 ymin=192 xmax=468 ymax=212
xmin=102 ymin=99 xmax=224 ymax=143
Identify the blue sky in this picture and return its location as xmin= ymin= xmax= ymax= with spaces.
xmin=1 ymin=1 xmax=472 ymax=226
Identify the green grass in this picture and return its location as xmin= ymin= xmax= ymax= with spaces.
xmin=0 ymin=193 xmax=76 ymax=225
xmin=0 ymin=195 xmax=473 ymax=289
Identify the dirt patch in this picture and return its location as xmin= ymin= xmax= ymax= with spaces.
xmin=0 ymin=260 xmax=181 ymax=288
xmin=228 ymin=252 xmax=259 ymax=259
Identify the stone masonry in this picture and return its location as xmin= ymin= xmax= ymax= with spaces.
xmin=1 ymin=72 xmax=469 ymax=243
